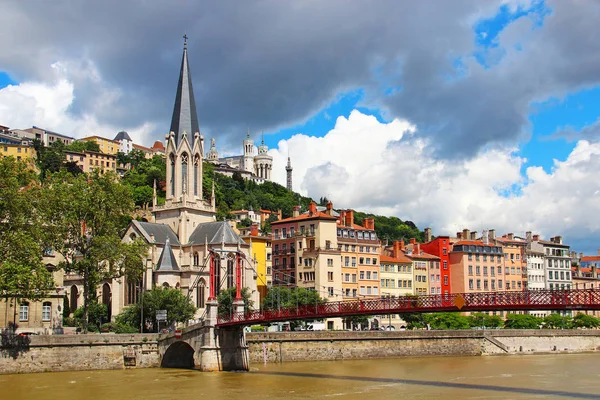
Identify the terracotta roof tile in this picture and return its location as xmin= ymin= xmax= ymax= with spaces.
xmin=581 ymin=256 xmax=600 ymax=262
xmin=272 ymin=211 xmax=337 ymax=224
xmin=380 ymin=254 xmax=413 ymax=264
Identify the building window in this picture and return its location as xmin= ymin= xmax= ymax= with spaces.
xmin=327 ymin=258 xmax=333 ymax=266
xmin=328 ymin=271 xmax=334 ymax=281
xmin=197 ymin=280 xmax=206 ymax=308
xmin=42 ymin=302 xmax=52 ymax=321
xmin=19 ymin=302 xmax=29 ymax=321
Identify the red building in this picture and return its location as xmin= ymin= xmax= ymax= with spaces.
xmin=420 ymin=232 xmax=453 ymax=295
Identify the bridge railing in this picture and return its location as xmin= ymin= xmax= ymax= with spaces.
xmin=216 ymin=289 xmax=600 ymax=326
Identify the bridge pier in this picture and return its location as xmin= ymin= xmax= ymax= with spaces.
xmin=198 ymin=299 xmax=249 ymax=372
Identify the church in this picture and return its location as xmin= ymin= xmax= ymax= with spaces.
xmin=206 ymin=133 xmax=273 ymax=183
xmin=66 ymin=38 xmax=259 ymax=323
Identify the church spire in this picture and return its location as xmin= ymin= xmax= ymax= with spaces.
xmin=169 ymin=34 xmax=200 ymax=146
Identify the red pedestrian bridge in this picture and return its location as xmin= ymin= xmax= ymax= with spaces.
xmin=217 ymin=289 xmax=600 ymax=326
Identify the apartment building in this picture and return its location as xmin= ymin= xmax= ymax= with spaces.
xmin=530 ymin=235 xmax=572 ymax=290
xmin=420 ymin=230 xmax=453 ymax=295
xmin=80 ymin=136 xmax=119 ymax=155
xmin=0 ymin=143 xmax=35 ymax=161
xmin=20 ymin=126 xmax=74 ymax=146
xmin=271 ymin=202 xmax=342 ymax=302
xmin=241 ymin=224 xmax=272 ymax=302
xmin=337 ymin=210 xmax=381 ymax=299
xmin=64 ymin=150 xmax=117 ymax=174
xmin=449 ymin=231 xmax=505 ymax=293
xmin=379 ymin=240 xmax=414 ymax=297
xmin=494 ymin=232 xmax=528 ymax=291
xmin=404 ymin=239 xmax=439 ymax=295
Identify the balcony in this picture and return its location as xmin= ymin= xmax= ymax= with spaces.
xmin=302 ymin=247 xmax=341 ymax=254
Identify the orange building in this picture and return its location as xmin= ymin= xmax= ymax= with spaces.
xmin=449 ymin=237 xmax=505 ymax=293
xmin=337 ymin=210 xmax=381 ymax=299
xmin=493 ymin=233 xmax=528 ymax=291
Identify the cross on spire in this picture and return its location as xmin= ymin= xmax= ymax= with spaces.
xmin=183 ymin=33 xmax=188 ymax=48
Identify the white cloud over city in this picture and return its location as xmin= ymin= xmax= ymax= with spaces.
xmin=270 ymin=111 xmax=600 ymax=252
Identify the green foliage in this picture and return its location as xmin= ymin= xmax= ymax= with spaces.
xmin=41 ymin=170 xmax=149 ymax=332
xmin=237 ymin=217 xmax=253 ymax=228
xmin=115 ymin=287 xmax=196 ymax=332
xmin=261 ymin=286 xmax=325 ymax=311
xmin=543 ymin=313 xmax=573 ymax=329
xmin=572 ymin=313 xmax=600 ymax=329
xmin=504 ymin=313 xmax=542 ymax=329
xmin=398 ymin=312 xmax=426 ymax=329
xmin=33 ymin=139 xmax=66 ymax=179
xmin=65 ymin=140 xmax=101 ymax=153
xmin=121 ymin=154 xmax=166 ymax=206
xmin=354 ymin=211 xmax=424 ymax=243
xmin=217 ymin=287 xmax=254 ymax=316
xmin=468 ymin=313 xmax=504 ymax=328
xmin=102 ymin=321 xmax=139 ymax=334
xmin=73 ymin=302 xmax=109 ymax=332
xmin=424 ymin=312 xmax=471 ymax=330
xmin=0 ymin=157 xmax=55 ymax=306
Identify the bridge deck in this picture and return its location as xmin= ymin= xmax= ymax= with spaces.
xmin=217 ymin=289 xmax=600 ymax=326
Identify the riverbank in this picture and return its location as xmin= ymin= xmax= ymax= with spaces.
xmin=246 ymin=329 xmax=600 ymax=364
xmin=2 ymin=330 xmax=600 ymax=374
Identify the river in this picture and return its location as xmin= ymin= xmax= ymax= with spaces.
xmin=3 ymin=353 xmax=600 ymax=399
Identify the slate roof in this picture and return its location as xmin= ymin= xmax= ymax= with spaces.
xmin=188 ymin=221 xmax=245 ymax=246
xmin=169 ymin=43 xmax=199 ymax=146
xmin=156 ymin=238 xmax=179 ymax=271
xmin=114 ymin=131 xmax=132 ymax=141
xmin=132 ymin=220 xmax=181 ymax=246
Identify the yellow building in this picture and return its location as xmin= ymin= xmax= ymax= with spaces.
xmin=80 ymin=136 xmax=120 ymax=155
xmin=0 ymin=143 xmax=36 ymax=161
xmin=64 ymin=150 xmax=117 ymax=174
xmin=241 ymin=225 xmax=272 ymax=302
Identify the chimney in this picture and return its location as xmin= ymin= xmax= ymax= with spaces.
xmin=488 ymin=229 xmax=496 ymax=241
xmin=424 ymin=227 xmax=432 ymax=243
xmin=363 ymin=218 xmax=374 ymax=230
xmin=532 ymin=234 xmax=539 ymax=241
xmin=457 ymin=232 xmax=462 ymax=240
xmin=393 ymin=240 xmax=402 ymax=258
xmin=470 ymin=231 xmax=477 ymax=240
xmin=250 ymin=224 xmax=259 ymax=236
xmin=507 ymin=233 xmax=514 ymax=240
xmin=308 ymin=202 xmax=317 ymax=215
xmin=526 ymin=231 xmax=532 ymax=242
xmin=339 ymin=210 xmax=346 ymax=225
xmin=463 ymin=229 xmax=470 ymax=240
xmin=345 ymin=210 xmax=354 ymax=227
xmin=277 ymin=209 xmax=282 ymax=221
xmin=579 ymin=252 xmax=584 ymax=259
xmin=554 ymin=236 xmax=562 ymax=244
xmin=415 ymin=243 xmax=420 ymax=255
xmin=325 ymin=201 xmax=333 ymax=216
xmin=293 ymin=205 xmax=301 ymax=218
xmin=400 ymin=240 xmax=405 ymax=251
xmin=410 ymin=238 xmax=416 ymax=245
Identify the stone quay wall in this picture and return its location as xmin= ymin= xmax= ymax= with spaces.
xmin=246 ymin=330 xmax=600 ymax=364
xmin=0 ymin=333 xmax=160 ymax=374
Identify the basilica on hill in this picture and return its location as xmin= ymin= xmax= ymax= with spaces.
xmin=63 ymin=38 xmax=259 ymax=323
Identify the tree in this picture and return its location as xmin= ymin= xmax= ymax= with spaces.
xmin=41 ymin=170 xmax=149 ymax=333
xmin=468 ymin=313 xmax=504 ymax=329
xmin=424 ymin=313 xmax=471 ymax=330
xmin=543 ymin=313 xmax=573 ymax=329
xmin=132 ymin=185 xmax=154 ymax=207
xmin=217 ymin=287 xmax=254 ymax=317
xmin=398 ymin=312 xmax=426 ymax=329
xmin=504 ymin=313 xmax=542 ymax=329
xmin=116 ymin=287 xmax=197 ymax=332
xmin=0 ymin=157 xmax=55 ymax=322
xmin=261 ymin=286 xmax=325 ymax=311
xmin=33 ymin=140 xmax=66 ymax=180
xmin=73 ymin=302 xmax=109 ymax=332
xmin=237 ymin=217 xmax=253 ymax=228
xmin=65 ymin=140 xmax=101 ymax=153
xmin=572 ymin=313 xmax=600 ymax=329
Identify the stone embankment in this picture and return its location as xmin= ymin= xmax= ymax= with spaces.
xmin=2 ymin=330 xmax=600 ymax=374
xmin=246 ymin=329 xmax=600 ymax=364
xmin=0 ymin=333 xmax=160 ymax=374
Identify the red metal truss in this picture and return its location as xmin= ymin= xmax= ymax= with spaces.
xmin=216 ymin=289 xmax=600 ymax=326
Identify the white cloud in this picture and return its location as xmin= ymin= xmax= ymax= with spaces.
xmin=0 ymin=61 xmax=155 ymax=144
xmin=270 ymin=110 xmax=600 ymax=253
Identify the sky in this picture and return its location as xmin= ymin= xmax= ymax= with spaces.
xmin=1 ymin=0 xmax=600 ymax=254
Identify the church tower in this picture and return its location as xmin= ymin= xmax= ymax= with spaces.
xmin=154 ymin=36 xmax=216 ymax=243
xmin=241 ymin=130 xmax=255 ymax=174
xmin=253 ymin=133 xmax=273 ymax=180
xmin=286 ymin=156 xmax=293 ymax=191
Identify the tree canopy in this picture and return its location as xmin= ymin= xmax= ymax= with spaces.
xmin=41 ymin=170 xmax=148 ymax=332
xmin=217 ymin=287 xmax=254 ymax=317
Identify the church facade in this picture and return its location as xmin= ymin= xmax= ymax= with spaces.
xmin=64 ymin=38 xmax=259 ymax=324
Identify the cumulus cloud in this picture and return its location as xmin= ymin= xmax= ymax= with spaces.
xmin=1 ymin=1 xmax=600 ymax=156
xmin=0 ymin=62 xmax=155 ymax=144
xmin=271 ymin=110 xmax=600 ymax=253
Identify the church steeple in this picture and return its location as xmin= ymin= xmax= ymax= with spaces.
xmin=286 ymin=156 xmax=293 ymax=191
xmin=169 ymin=34 xmax=200 ymax=146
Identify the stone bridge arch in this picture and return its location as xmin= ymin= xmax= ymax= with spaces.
xmin=161 ymin=341 xmax=195 ymax=369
